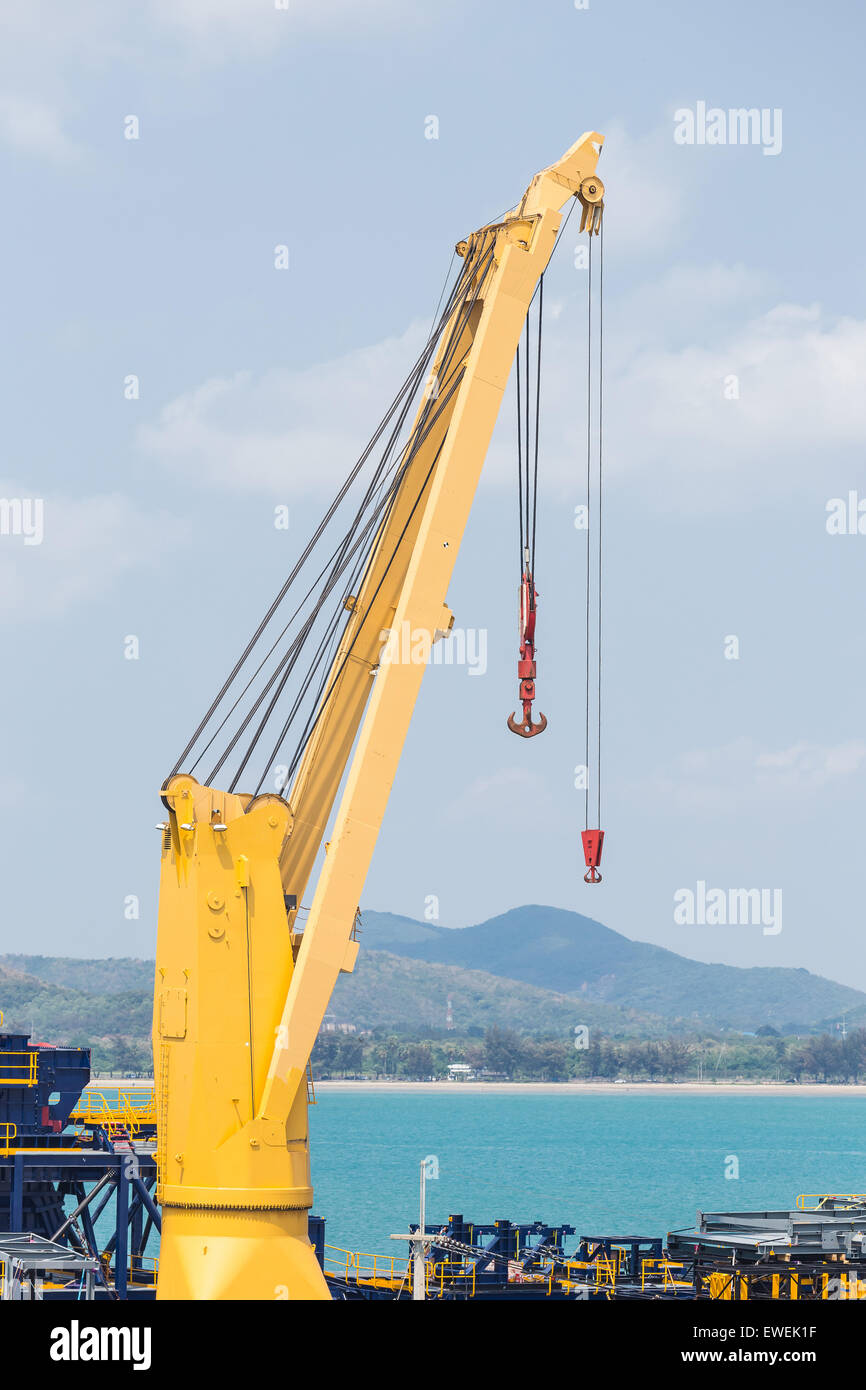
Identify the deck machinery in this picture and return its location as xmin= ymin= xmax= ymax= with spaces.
xmin=321 ymin=1206 xmax=866 ymax=1301
xmin=0 ymin=1028 xmax=159 ymax=1298
xmin=667 ymin=1197 xmax=866 ymax=1300
xmin=0 ymin=1030 xmax=90 ymax=1239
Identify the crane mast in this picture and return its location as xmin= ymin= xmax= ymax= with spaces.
xmin=153 ymin=131 xmax=604 ymax=1300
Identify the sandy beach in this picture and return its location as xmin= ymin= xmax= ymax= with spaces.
xmin=87 ymin=1078 xmax=866 ymax=1096
xmin=314 ymin=1080 xmax=866 ymax=1097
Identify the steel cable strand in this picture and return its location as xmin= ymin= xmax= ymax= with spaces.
xmin=254 ymin=250 xmax=497 ymax=791
xmin=264 ymin=376 xmax=468 ymax=796
xmin=168 ymin=243 xmax=488 ymax=779
xmin=221 ymin=350 xmax=475 ymax=792
xmin=224 ymin=344 xmax=476 ymax=792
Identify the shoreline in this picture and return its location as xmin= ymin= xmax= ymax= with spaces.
xmin=314 ymin=1080 xmax=866 ymax=1096
xmin=87 ymin=1078 xmax=866 ymax=1096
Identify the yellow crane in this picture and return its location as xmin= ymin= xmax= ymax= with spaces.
xmin=152 ymin=131 xmax=605 ymax=1300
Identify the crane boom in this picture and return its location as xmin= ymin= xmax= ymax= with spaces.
xmin=153 ymin=131 xmax=604 ymax=1301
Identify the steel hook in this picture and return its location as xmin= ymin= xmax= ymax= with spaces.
xmin=507 ymin=710 xmax=548 ymax=738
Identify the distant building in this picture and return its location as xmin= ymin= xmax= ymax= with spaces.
xmin=447 ymin=1063 xmax=475 ymax=1080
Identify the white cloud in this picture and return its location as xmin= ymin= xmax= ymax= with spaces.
xmin=612 ymin=262 xmax=768 ymax=351
xmin=0 ymin=4 xmax=121 ymax=161
xmin=0 ymin=0 xmax=426 ymax=157
xmin=593 ymin=118 xmax=700 ymax=258
xmin=605 ymin=302 xmax=866 ymax=502
xmin=755 ymin=740 xmax=866 ymax=787
xmin=130 ymin=106 xmax=862 ymax=512
xmin=444 ymin=767 xmax=552 ymax=825
xmin=0 ymin=94 xmax=81 ymax=162
xmin=629 ymin=737 xmax=866 ymax=815
xmin=0 ymin=776 xmax=27 ymax=808
xmin=0 ymin=488 xmax=186 ymax=622
xmin=148 ymin=0 xmax=415 ymax=47
xmin=138 ymin=323 xmax=429 ymax=496
xmin=140 ymin=278 xmax=866 ymax=513
xmin=485 ymin=276 xmax=866 ymax=510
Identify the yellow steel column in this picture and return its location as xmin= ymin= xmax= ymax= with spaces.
xmin=154 ymin=775 xmax=327 ymax=1299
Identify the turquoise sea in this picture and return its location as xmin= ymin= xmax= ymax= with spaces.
xmin=308 ymin=1090 xmax=866 ymax=1256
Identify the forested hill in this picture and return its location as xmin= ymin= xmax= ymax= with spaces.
xmin=359 ymin=906 xmax=866 ymax=1034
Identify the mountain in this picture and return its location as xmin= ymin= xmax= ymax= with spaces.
xmin=5 ymin=906 xmax=864 ymax=1042
xmin=0 ymin=960 xmax=152 ymax=1043
xmin=327 ymin=950 xmax=668 ymax=1035
xmin=358 ymin=906 xmax=866 ymax=1033
xmin=0 ymin=956 xmax=153 ymax=995
xmin=0 ymin=950 xmax=665 ymax=1040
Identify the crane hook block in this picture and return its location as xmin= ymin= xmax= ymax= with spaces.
xmin=507 ymin=571 xmax=548 ymax=739
xmin=581 ymin=828 xmax=605 ymax=884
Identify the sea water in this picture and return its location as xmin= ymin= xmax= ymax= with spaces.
xmin=308 ymin=1090 xmax=866 ymax=1255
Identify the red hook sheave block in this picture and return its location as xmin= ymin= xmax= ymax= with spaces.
xmin=581 ymin=828 xmax=605 ymax=866
xmin=583 ymin=822 xmax=603 ymax=878
xmin=582 ymin=829 xmax=605 ymax=882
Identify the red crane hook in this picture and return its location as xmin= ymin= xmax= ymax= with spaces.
xmin=506 ymin=571 xmax=547 ymax=738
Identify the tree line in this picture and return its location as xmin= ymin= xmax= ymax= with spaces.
xmin=310 ymin=1025 xmax=866 ymax=1083
xmin=78 ymin=1023 xmax=866 ymax=1083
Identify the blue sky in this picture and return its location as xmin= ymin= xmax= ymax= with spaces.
xmin=1 ymin=0 xmax=865 ymax=989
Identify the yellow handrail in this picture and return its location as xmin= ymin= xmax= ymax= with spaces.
xmin=426 ymin=1259 xmax=475 ymax=1296
xmin=127 ymin=1253 xmax=160 ymax=1283
xmin=0 ymin=1052 xmax=38 ymax=1086
xmin=322 ymin=1243 xmax=403 ymax=1285
xmin=641 ymin=1256 xmax=689 ymax=1291
xmin=796 ymin=1192 xmax=866 ymax=1210
xmin=70 ymin=1089 xmax=156 ymax=1135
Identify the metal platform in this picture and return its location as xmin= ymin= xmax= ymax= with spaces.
xmin=0 ymin=1233 xmax=102 ymax=1300
xmin=0 ymin=1030 xmax=160 ymax=1299
xmin=666 ymin=1195 xmax=866 ymax=1299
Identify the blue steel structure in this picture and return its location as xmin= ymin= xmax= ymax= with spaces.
xmin=0 ymin=1029 xmax=159 ymax=1299
xmin=422 ymin=1215 xmax=576 ymax=1293
xmin=575 ymin=1234 xmax=664 ymax=1279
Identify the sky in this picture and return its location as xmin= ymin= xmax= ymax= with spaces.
xmin=1 ymin=0 xmax=865 ymax=989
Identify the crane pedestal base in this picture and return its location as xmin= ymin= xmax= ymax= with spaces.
xmin=156 ymin=1206 xmax=330 ymax=1301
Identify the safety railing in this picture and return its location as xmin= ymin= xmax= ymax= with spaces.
xmin=70 ymin=1089 xmax=156 ymax=1134
xmin=701 ymin=1268 xmax=854 ymax=1301
xmin=323 ymin=1244 xmax=404 ymax=1287
xmin=796 ymin=1192 xmax=866 ymax=1210
xmin=556 ymin=1254 xmax=618 ymax=1293
xmin=640 ymin=1257 xmax=690 ymax=1292
xmin=126 ymin=1253 xmax=159 ymax=1285
xmin=426 ymin=1259 xmax=476 ymax=1296
xmin=0 ymin=1052 xmax=38 ymax=1086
